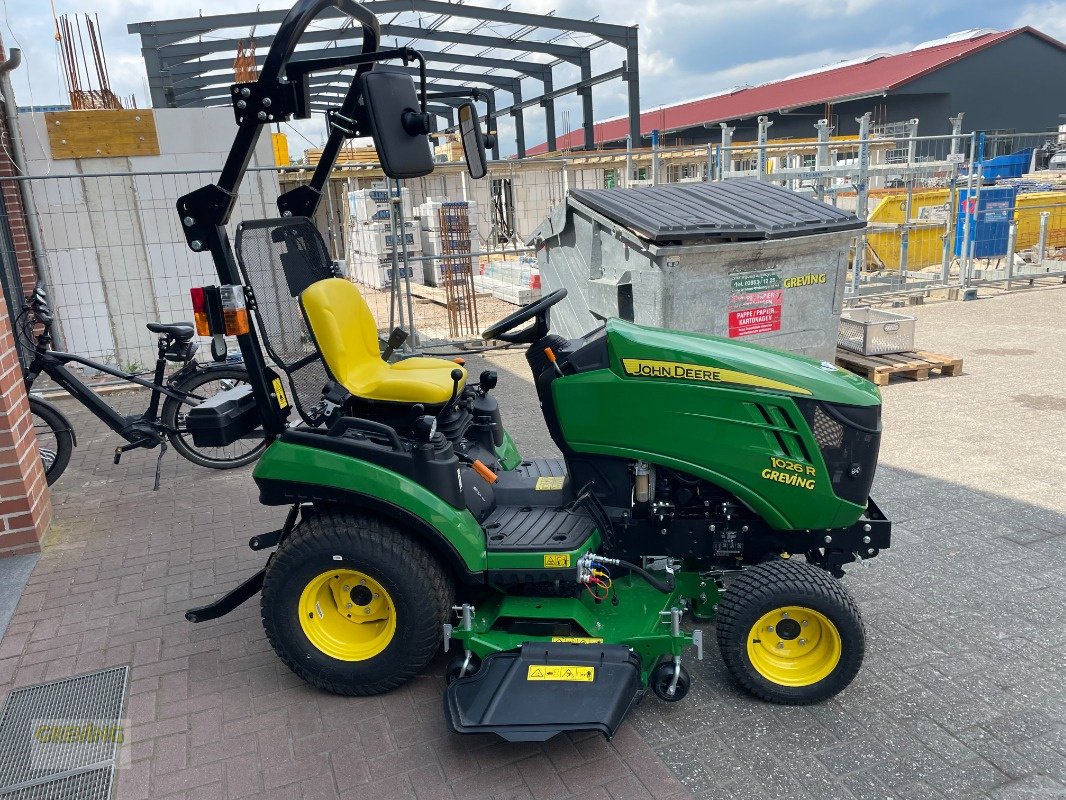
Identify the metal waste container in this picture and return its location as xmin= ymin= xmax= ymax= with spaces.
xmin=530 ymin=179 xmax=864 ymax=362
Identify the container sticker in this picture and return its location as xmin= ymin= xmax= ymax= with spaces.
xmin=544 ymin=554 xmax=571 ymax=568
xmin=272 ymin=378 xmax=289 ymax=409
xmin=730 ymin=272 xmax=782 ymax=293
xmin=728 ymin=306 xmax=782 ymax=338
xmin=621 ymin=358 xmax=811 ymax=395
xmin=782 ymin=273 xmax=827 ymax=289
xmin=728 ymin=289 xmax=782 ymax=312
xmin=664 ymin=256 xmax=681 ymax=268
xmin=550 ymin=636 xmax=603 ymax=644
xmin=526 ymin=665 xmax=595 ymax=682
xmin=535 ymin=477 xmax=565 ymax=491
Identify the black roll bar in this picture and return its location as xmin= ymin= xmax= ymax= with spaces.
xmin=176 ymin=0 xmax=383 ymax=437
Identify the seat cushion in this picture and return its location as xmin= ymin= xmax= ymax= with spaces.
xmin=301 ymin=278 xmax=466 ymax=405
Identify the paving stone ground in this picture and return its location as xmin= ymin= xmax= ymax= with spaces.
xmin=0 ymin=285 xmax=1063 ymax=799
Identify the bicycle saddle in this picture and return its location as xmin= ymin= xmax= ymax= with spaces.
xmin=146 ymin=322 xmax=195 ymax=340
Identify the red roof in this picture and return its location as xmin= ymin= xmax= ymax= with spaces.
xmin=528 ymin=28 xmax=1060 ymax=154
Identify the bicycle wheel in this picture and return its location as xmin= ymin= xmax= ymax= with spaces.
xmin=162 ymin=366 xmax=268 ymax=469
xmin=29 ymin=396 xmax=74 ymax=485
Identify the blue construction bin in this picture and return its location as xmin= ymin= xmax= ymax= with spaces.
xmin=980 ymin=149 xmax=1033 ymax=182
xmin=954 ymin=186 xmax=1017 ymax=258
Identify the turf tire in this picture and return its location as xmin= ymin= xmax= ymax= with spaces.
xmin=715 ymin=558 xmax=864 ymax=704
xmin=261 ymin=511 xmax=453 ymax=696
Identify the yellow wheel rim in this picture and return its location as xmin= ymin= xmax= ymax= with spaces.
xmin=298 ymin=569 xmax=396 ymax=661
xmin=746 ymin=605 xmax=842 ymax=687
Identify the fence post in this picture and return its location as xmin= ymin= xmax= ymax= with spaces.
xmin=851 ymin=112 xmax=872 ymax=298
xmin=941 ymin=114 xmax=965 ymax=283
xmin=651 ymin=129 xmax=660 ymax=186
xmin=1005 ymin=221 xmax=1017 ymax=291
xmin=813 ymin=118 xmax=831 ymax=202
xmin=719 ymin=123 xmax=734 ymax=180
xmin=756 ymin=116 xmax=772 ymax=180
xmin=706 ymin=144 xmax=714 ymax=182
xmin=625 ymin=136 xmax=633 ymax=188
xmin=958 ymin=132 xmax=977 ymax=287
xmin=1037 ymin=211 xmax=1050 ymax=267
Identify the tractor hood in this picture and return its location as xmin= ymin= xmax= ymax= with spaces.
xmin=604 ymin=319 xmax=880 ymax=407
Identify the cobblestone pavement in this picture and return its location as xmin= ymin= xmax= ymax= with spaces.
xmin=0 ymin=285 xmax=1063 ymax=799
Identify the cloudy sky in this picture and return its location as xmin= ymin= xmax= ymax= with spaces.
xmin=2 ymin=0 xmax=1064 ymax=154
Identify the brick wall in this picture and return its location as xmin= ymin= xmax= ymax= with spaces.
xmin=0 ymin=38 xmax=49 ymax=556
xmin=0 ymin=291 xmax=49 ymax=556
xmin=0 ymin=40 xmax=38 ymax=298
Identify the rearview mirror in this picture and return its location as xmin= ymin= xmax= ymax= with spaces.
xmin=360 ymin=71 xmax=434 ymax=179
xmin=458 ymin=102 xmax=488 ymax=179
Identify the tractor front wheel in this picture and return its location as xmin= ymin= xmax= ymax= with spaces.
xmin=715 ymin=559 xmax=864 ymax=704
xmin=261 ymin=511 xmax=453 ymax=696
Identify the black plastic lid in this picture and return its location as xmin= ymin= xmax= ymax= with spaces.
xmin=568 ymin=178 xmax=864 ymax=243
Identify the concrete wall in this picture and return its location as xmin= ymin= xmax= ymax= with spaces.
xmin=18 ymin=107 xmax=280 ymax=367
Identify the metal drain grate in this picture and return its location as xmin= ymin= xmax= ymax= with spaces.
xmin=0 ymin=667 xmax=128 ymax=799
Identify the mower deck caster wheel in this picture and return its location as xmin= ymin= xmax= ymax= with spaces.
xmin=445 ymin=653 xmax=482 ymax=684
xmin=650 ymin=662 xmax=690 ymax=702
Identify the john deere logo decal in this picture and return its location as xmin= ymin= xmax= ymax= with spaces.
xmin=621 ymin=359 xmax=812 ymax=396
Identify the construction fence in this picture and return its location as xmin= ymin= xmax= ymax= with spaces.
xmin=2 ymin=116 xmax=1065 ymax=369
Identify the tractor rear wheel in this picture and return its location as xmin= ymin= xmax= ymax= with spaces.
xmin=261 ymin=511 xmax=453 ymax=696
xmin=715 ymin=559 xmax=864 ymax=704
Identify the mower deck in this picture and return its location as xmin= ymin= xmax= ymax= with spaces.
xmin=445 ymin=642 xmax=643 ymax=741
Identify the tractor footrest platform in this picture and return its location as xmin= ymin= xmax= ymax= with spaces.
xmin=483 ymin=505 xmax=596 ymax=552
xmin=444 ymin=643 xmax=642 ymax=742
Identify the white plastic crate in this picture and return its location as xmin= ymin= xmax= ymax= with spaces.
xmin=838 ymin=307 xmax=916 ymax=355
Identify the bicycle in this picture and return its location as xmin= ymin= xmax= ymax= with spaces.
xmin=18 ymin=284 xmax=269 ymax=486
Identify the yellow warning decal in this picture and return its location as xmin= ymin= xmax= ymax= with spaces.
xmin=272 ymin=377 xmax=289 ymax=409
xmin=526 ymin=665 xmax=595 ymax=682
xmin=620 ymin=358 xmax=812 ymax=396
xmin=550 ymin=636 xmax=603 ymax=644
xmin=535 ymin=476 xmax=565 ymax=491
xmin=544 ymin=554 xmax=571 ymax=568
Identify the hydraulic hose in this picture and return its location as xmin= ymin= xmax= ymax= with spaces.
xmin=605 ymin=558 xmax=676 ymax=594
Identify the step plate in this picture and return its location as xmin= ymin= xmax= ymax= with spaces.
xmin=483 ymin=506 xmax=595 ymax=552
xmin=444 ymin=643 xmax=642 ymax=742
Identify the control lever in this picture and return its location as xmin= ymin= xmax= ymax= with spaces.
xmin=381 ymin=327 xmax=408 ymax=361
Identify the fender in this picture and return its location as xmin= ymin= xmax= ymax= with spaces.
xmin=28 ymin=396 xmax=77 ymax=447
xmin=252 ymin=440 xmax=487 ymax=579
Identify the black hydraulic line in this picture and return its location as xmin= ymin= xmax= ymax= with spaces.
xmin=611 ymin=558 xmax=676 ymax=594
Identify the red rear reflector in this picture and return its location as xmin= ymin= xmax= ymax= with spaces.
xmin=190 ymin=287 xmax=210 ymax=336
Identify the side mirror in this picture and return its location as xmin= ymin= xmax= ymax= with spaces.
xmin=458 ymin=101 xmax=488 ymax=179
xmin=359 ymin=71 xmax=434 ymax=179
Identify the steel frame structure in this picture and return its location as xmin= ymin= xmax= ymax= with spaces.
xmin=128 ymin=0 xmax=640 ymax=157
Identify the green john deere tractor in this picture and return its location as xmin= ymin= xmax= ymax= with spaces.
xmin=181 ymin=0 xmax=891 ymax=741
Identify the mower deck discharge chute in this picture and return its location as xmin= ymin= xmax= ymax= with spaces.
xmin=180 ymin=0 xmax=892 ymax=742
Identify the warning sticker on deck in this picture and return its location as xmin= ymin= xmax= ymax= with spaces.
xmin=526 ymin=665 xmax=595 ymax=682
xmin=535 ymin=476 xmax=565 ymax=491
xmin=544 ymin=554 xmax=571 ymax=568
xmin=550 ymin=636 xmax=603 ymax=644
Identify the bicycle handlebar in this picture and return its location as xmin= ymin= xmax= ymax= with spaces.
xmin=260 ymin=0 xmax=380 ymax=84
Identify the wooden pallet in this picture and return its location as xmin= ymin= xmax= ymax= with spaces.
xmin=835 ymin=348 xmax=963 ymax=386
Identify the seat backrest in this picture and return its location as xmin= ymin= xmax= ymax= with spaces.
xmin=235 ymin=217 xmax=337 ymax=424
xmin=299 ymin=278 xmax=382 ymax=385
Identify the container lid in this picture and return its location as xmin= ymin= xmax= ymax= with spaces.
xmin=568 ymin=178 xmax=864 ymax=244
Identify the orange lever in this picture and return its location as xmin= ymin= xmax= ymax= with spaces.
xmin=452 ymin=357 xmax=466 ymax=365
xmin=471 ymin=459 xmax=498 ymax=484
xmin=543 ymin=347 xmax=556 ymax=363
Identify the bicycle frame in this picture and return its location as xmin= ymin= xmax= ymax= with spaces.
xmin=25 ymin=338 xmax=200 ymax=445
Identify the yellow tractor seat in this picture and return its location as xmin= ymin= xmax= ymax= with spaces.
xmin=300 ymin=278 xmax=466 ymax=405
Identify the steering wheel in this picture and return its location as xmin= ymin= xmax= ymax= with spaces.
xmin=481 ymin=288 xmax=568 ymax=344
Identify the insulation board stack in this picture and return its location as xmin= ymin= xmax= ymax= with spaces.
xmin=347 ymin=185 xmax=421 ymax=290
xmin=474 ymin=255 xmax=542 ymax=305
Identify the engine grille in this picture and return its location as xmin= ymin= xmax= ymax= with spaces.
xmin=796 ymin=399 xmax=881 ymax=506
